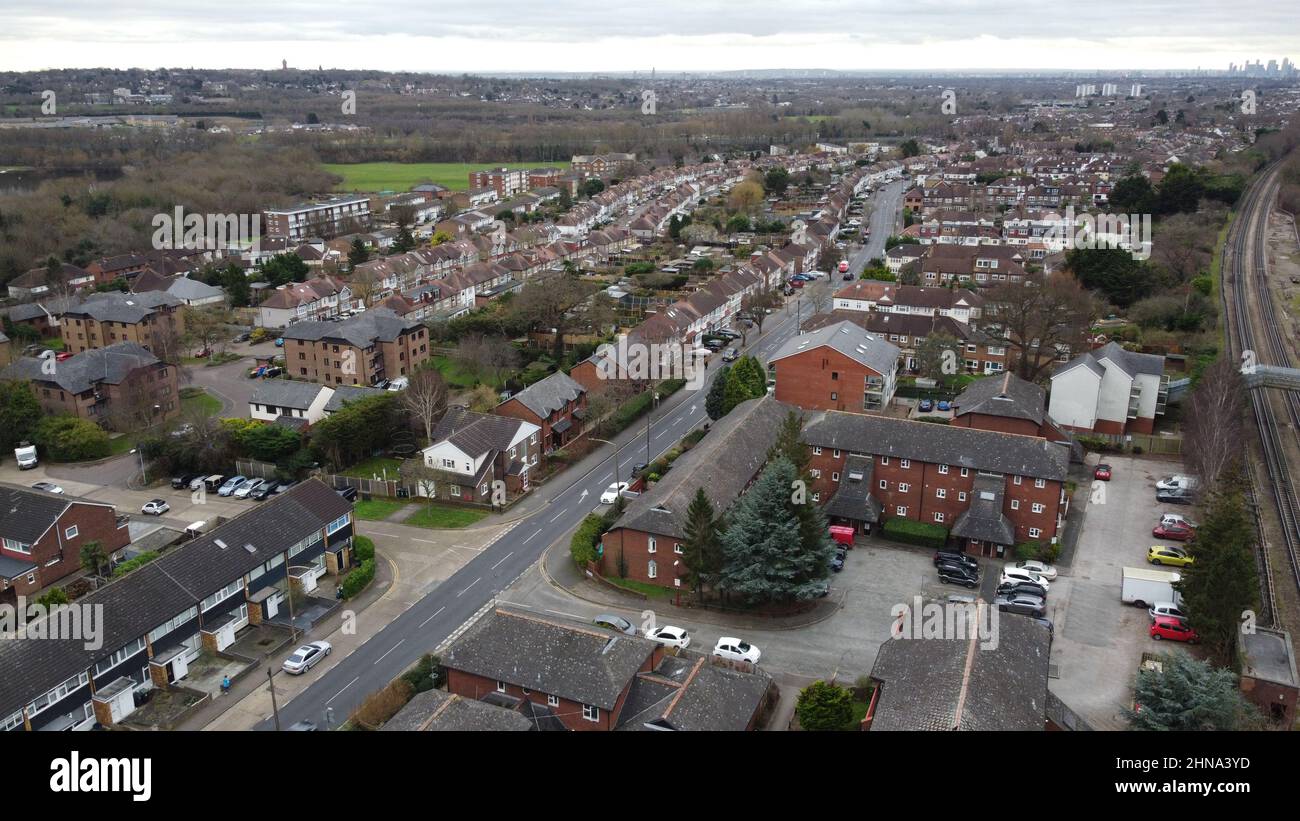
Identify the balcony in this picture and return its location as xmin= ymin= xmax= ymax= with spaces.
xmin=1127 ymin=384 xmax=1142 ymax=420
xmin=1155 ymin=374 xmax=1170 ymax=416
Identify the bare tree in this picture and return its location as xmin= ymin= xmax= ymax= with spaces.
xmin=401 ymin=368 xmax=448 ymax=445
xmin=982 ymin=273 xmax=1096 ymax=383
xmin=454 ymin=334 xmax=519 ymax=386
xmin=348 ymin=263 xmax=380 ymax=309
xmin=1183 ymin=357 xmax=1246 ymax=489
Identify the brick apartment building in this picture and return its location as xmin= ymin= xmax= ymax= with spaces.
xmin=801 ymin=309 xmax=1008 ymax=375
xmin=0 ymin=484 xmax=130 ymax=603
xmin=263 ymin=196 xmax=372 ymax=241
xmin=769 ymin=320 xmax=899 ymax=414
xmin=468 ymin=167 xmax=529 ymax=199
xmin=571 ymin=153 xmax=636 ymax=177
xmin=803 ymin=412 xmax=1070 ymax=556
xmin=493 ymin=371 xmax=587 ymax=453
xmin=58 ymin=291 xmax=186 ymax=357
xmin=950 ymin=371 xmax=1073 ymax=445
xmin=279 ymin=308 xmax=430 ymax=386
xmin=1 ymin=342 xmax=180 ymax=430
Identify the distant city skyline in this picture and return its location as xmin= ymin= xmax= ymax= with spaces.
xmin=2 ymin=1 xmax=1299 ymax=74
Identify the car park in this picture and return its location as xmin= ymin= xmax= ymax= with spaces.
xmin=938 ymin=566 xmax=979 ymax=588
xmin=31 ymin=482 xmax=65 ymax=494
xmin=644 ymin=625 xmax=691 ymax=649
xmin=600 ymin=482 xmax=630 ymax=504
xmin=712 ymin=637 xmax=761 ymax=664
xmin=1152 ymin=522 xmax=1195 ymax=541
xmin=918 ymin=399 xmax=933 ymax=413
xmin=934 ymin=550 xmax=979 ymax=573
xmin=1149 ymin=616 xmax=1199 ymax=643
xmin=1147 ymin=545 xmax=1193 ymax=567
xmin=1094 ymin=464 xmax=1112 ymax=481
xmin=218 ymin=475 xmax=247 ymax=496
xmin=995 ymin=594 xmax=1046 ymax=618
xmin=593 ymin=614 xmax=636 ymax=635
xmin=1007 ymin=559 xmax=1057 ymax=581
xmin=1000 ymin=568 xmax=1050 ymax=592
xmin=1149 ymin=601 xmax=1188 ymax=622
xmin=282 ymin=641 xmax=332 ymax=674
xmin=140 ymin=499 xmax=170 ymax=515
xmin=233 ymin=478 xmax=264 ymax=499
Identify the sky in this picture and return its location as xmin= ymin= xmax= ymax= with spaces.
xmin=1 ymin=1 xmax=1298 ymax=74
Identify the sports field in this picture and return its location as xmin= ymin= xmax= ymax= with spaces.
xmin=322 ymin=161 xmax=570 ymax=193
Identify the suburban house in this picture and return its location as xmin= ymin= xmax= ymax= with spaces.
xmin=322 ymin=384 xmax=388 ymax=415
xmin=494 ymin=371 xmax=588 ymax=453
xmin=950 ymin=372 xmax=1073 ymax=444
xmin=864 ymin=610 xmax=1052 ymax=730
xmin=1 ymin=342 xmax=180 ymax=429
xmin=263 ymin=195 xmax=372 ymax=241
xmin=382 ymin=688 xmax=536 ymax=731
xmin=249 ymin=380 xmax=332 ymax=426
xmin=599 ymin=397 xmax=790 ymax=589
xmin=832 ymin=281 xmax=984 ymax=326
xmin=1048 ymin=341 xmax=1168 ymax=435
xmin=58 ymin=291 xmax=186 ymax=357
xmin=279 ymin=308 xmax=430 ymax=386
xmin=130 ymin=270 xmax=226 ymax=306
xmin=770 ymin=320 xmax=899 ymax=414
xmin=803 ymin=412 xmax=1070 ymax=555
xmin=4 ymin=297 xmax=79 ymax=338
xmin=6 ymin=262 xmax=94 ymax=300
xmin=417 ymin=408 xmax=540 ymax=503
xmin=256 ymin=276 xmax=354 ymax=328
xmin=0 ymin=484 xmax=130 ymax=603
xmin=439 ymin=607 xmax=772 ymax=731
xmin=0 ymin=480 xmax=355 ymax=732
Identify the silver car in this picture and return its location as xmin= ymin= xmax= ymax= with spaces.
xmin=233 ymin=478 xmax=264 ymax=499
xmin=282 ymin=641 xmax=332 ymax=675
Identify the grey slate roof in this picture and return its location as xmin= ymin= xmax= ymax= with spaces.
xmin=431 ymin=407 xmax=534 ymax=459
xmin=166 ymin=277 xmax=224 ymax=303
xmin=504 ymin=371 xmax=585 ymax=420
xmin=803 ymin=411 xmax=1068 ymax=481
xmin=952 ymin=372 xmax=1046 ymax=425
xmin=6 ymin=296 xmax=79 ymax=323
xmin=617 ymin=656 xmax=771 ymax=731
xmin=950 ymin=474 xmax=1015 ymax=545
xmin=770 ymin=320 xmax=900 ymax=376
xmin=323 ymin=385 xmax=387 ymax=413
xmin=62 ymin=290 xmax=181 ymax=323
xmin=1 ymin=342 xmax=158 ymax=394
xmin=280 ymin=307 xmax=420 ymax=348
xmin=822 ymin=454 xmax=882 ymax=522
xmin=869 ymin=610 xmax=1051 ymax=731
xmin=1054 ymin=341 xmax=1162 ymax=380
xmin=613 ymin=396 xmax=792 ymax=540
xmin=250 ymin=379 xmax=327 ymax=410
xmin=443 ymin=608 xmax=655 ymax=711
xmin=382 ymin=689 xmax=534 ymax=732
xmin=0 ymin=554 xmax=37 ymax=579
xmin=0 ymin=479 xmax=351 ymax=719
xmin=0 ymin=482 xmax=100 ymax=545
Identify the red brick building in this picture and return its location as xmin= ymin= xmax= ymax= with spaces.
xmin=0 ymin=484 xmax=129 ymax=602
xmin=494 ymin=371 xmax=587 ymax=454
xmin=950 ymin=371 xmax=1073 ymax=446
xmin=769 ymin=320 xmax=900 ymax=414
xmin=801 ymin=310 xmax=1009 ymax=376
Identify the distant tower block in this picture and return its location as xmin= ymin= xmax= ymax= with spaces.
xmin=282 ymin=59 xmax=288 ymax=70
xmin=1130 ymin=83 xmax=1143 ymax=97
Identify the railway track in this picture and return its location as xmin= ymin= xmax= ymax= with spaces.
xmin=1221 ymin=161 xmax=1300 ymax=629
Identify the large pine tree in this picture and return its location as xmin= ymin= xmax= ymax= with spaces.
xmin=705 ymin=364 xmax=731 ymax=420
xmin=1178 ymin=488 xmax=1259 ymax=664
xmin=681 ymin=487 xmax=723 ymax=595
xmin=1127 ymin=653 xmax=1261 ymax=731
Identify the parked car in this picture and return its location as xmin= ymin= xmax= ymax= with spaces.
xmin=918 ymin=399 xmax=933 ymax=413
xmin=250 ymin=483 xmax=275 ymax=501
xmin=1094 ymin=463 xmax=1112 ymax=481
xmin=31 ymin=481 xmax=65 ymax=494
xmin=1150 ymin=616 xmax=1199 ymax=643
xmin=387 ymin=376 xmax=410 ymax=391
xmin=171 ymin=474 xmax=196 ymax=490
xmin=232 ymin=331 xmax=251 ymax=343
xmin=1149 ymin=601 xmax=1188 ymax=622
xmin=644 ymin=625 xmax=691 ymax=649
xmin=188 ymin=475 xmax=207 ymax=492
xmin=934 ymin=550 xmax=979 ymax=572
xmin=274 ymin=337 xmax=284 ymax=347
xmin=703 ymin=338 xmax=725 ymax=351
xmin=830 ymin=551 xmax=845 ymax=572
xmin=1032 ymin=617 xmax=1055 ymax=638
xmin=282 ymin=641 xmax=332 ymax=674
xmin=600 ymin=482 xmax=630 ymax=504
xmin=218 ymin=475 xmax=247 ymax=496
xmin=630 ymin=463 xmax=649 ymax=478
xmin=936 ymin=400 xmax=951 ymax=412
xmin=1007 ymin=560 xmax=1058 ymax=581
xmin=1159 ymin=513 xmax=1199 ymax=529
xmin=1156 ymin=474 xmax=1198 ymax=492
xmin=722 ymin=348 xmax=740 ymax=363
xmin=1152 ymin=522 xmax=1195 ymax=541
xmin=287 ymin=720 xmax=318 ymax=731
xmin=336 ymin=486 xmax=358 ymax=502
xmin=203 ymin=475 xmax=227 ymax=493
xmin=233 ymin=478 xmax=265 ymax=499
xmin=938 ymin=566 xmax=979 ymax=588
xmin=1156 ymin=488 xmax=1195 ymax=505
xmin=716 ymin=329 xmax=741 ymax=340
xmin=55 ymin=351 xmax=74 ymax=362
xmin=712 ymin=637 xmax=761 ymax=664
xmin=262 ymin=366 xmax=283 ymax=379
xmin=995 ymin=594 xmax=1047 ymax=618
xmin=593 ymin=614 xmax=636 ymax=635
xmin=1148 ymin=545 xmax=1193 ymax=567
xmin=140 ymin=499 xmax=170 ymax=516
xmin=1001 ymin=568 xmax=1051 ymax=592
xmin=996 ymin=580 xmax=1048 ymax=599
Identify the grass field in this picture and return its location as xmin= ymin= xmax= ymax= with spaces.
xmin=428 ymin=355 xmax=503 ymax=390
xmin=323 ymin=161 xmax=571 ymax=193
xmin=352 ymin=499 xmax=407 ymax=521
xmin=405 ymin=503 xmax=488 ymax=529
xmin=180 ymin=390 xmax=222 ymax=418
xmin=342 ymin=455 xmax=404 ymax=480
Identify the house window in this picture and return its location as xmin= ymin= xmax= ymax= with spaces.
xmin=881 ymin=456 xmax=890 ymax=465
xmin=1011 ymin=499 xmax=1020 ymax=510
xmin=64 ymin=525 xmax=79 ymax=539
xmin=810 ymin=469 xmax=821 ymax=479
xmin=813 ymin=446 xmax=822 ymax=455
xmin=832 ymin=472 xmax=839 ymax=482
xmin=959 ymin=492 xmax=967 ymax=502
xmin=936 ymin=488 xmax=946 ymax=499
xmin=1032 ymin=503 xmax=1045 ymax=514
xmin=496 ymin=681 xmax=506 ymax=693
xmin=937 ymin=464 xmax=949 ymax=475
xmin=812 ymin=493 xmax=820 ymax=502
xmin=879 ymin=479 xmax=887 ymax=490
xmin=830 ymin=392 xmax=838 ymax=401
xmin=674 ymin=543 xmax=683 ymax=554
xmin=648 ymin=560 xmax=657 ymax=579
xmin=960 ymin=468 xmax=969 ymax=477
xmin=647 ymin=537 xmax=656 ymax=554
xmin=1035 ymin=478 xmax=1046 ymax=489
xmin=583 ymin=704 xmax=600 ymax=722
xmin=450 ymin=485 xmax=461 ymax=498
xmin=327 ymin=514 xmax=350 ymax=535
xmin=900 ymin=459 xmax=910 ymax=469
xmin=547 ymin=694 xmax=559 ymax=707
xmin=1013 ymin=476 xmax=1022 ymax=485
xmin=899 ymin=483 xmax=910 ymax=493
xmin=1029 ymin=528 xmax=1042 ymax=538
xmin=934 ymin=512 xmax=945 ymax=523
xmin=896 ymin=506 xmax=907 ymax=516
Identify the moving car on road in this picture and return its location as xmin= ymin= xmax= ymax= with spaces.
xmin=644 ymin=625 xmax=691 ymax=649
xmin=713 ymin=637 xmax=761 ymax=665
xmin=282 ymin=641 xmax=332 ymax=674
xmin=600 ymin=482 xmax=630 ymax=504
xmin=31 ymin=482 xmax=65 ymax=494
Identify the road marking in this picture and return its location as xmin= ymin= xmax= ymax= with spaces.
xmin=523 ymin=529 xmax=541 ymax=543
xmin=457 ymin=577 xmax=481 ymax=597
xmin=419 ymin=606 xmax=445 ymax=628
xmin=546 ymin=609 xmax=586 ymax=621
xmin=374 ymin=639 xmax=405 ymax=665
xmin=326 ymin=676 xmax=359 ymax=705
xmin=600 ymin=473 xmax=611 ymax=481
xmin=491 ymin=551 xmax=514 ymax=570
xmin=550 ymin=508 xmax=567 ymax=522
xmin=654 ymin=430 xmax=667 ymax=439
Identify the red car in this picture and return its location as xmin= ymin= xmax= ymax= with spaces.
xmin=55 ymin=352 xmax=73 ymax=362
xmin=1094 ymin=464 xmax=1112 ymax=481
xmin=1152 ymin=523 xmax=1195 ymax=541
xmin=788 ymin=278 xmax=804 ymax=289
xmin=1150 ymin=616 xmax=1199 ymax=643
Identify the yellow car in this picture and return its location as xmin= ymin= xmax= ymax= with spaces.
xmin=1148 ymin=546 xmax=1194 ymax=567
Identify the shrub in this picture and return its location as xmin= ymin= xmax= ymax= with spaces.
xmin=882 ymin=518 xmax=949 ymax=549
xmin=570 ymin=514 xmax=607 ymax=568
xmin=340 ymin=558 xmax=377 ymax=599
xmin=351 ymin=678 xmax=414 ymax=730
xmin=796 ymin=680 xmax=855 ymax=731
xmin=36 ymin=588 xmax=70 ymax=607
xmin=34 ymin=416 xmax=111 ymax=462
xmin=112 ymin=551 xmax=159 ymax=577
xmin=353 ymin=535 xmax=376 ymax=562
xmin=400 ymin=653 xmax=444 ymax=693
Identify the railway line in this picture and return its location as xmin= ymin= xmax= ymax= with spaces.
xmin=1222 ymin=160 xmax=1300 ymax=630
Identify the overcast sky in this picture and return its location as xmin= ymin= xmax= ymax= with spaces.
xmin=2 ymin=1 xmax=1297 ymax=74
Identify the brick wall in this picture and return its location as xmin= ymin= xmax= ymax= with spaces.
xmin=773 ymin=347 xmax=885 ymax=414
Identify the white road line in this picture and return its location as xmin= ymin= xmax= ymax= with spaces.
xmin=601 ymin=473 xmax=611 ymax=481
xmin=546 ymin=609 xmax=586 ymax=621
xmin=523 ymin=529 xmax=541 ymax=543
xmin=550 ymin=508 xmax=567 ymax=522
xmin=374 ymin=639 xmax=405 ymax=665
xmin=491 ymin=551 xmax=514 ymax=570
xmin=326 ymin=676 xmax=359 ymax=705
xmin=458 ymin=577 xmax=481 ymax=597
xmin=419 ymin=606 xmax=445 ymax=628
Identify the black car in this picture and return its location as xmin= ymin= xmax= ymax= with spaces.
xmin=703 ymin=339 xmax=725 ymax=351
xmin=170 ymin=474 xmax=196 ymax=490
xmin=829 ymin=552 xmax=845 ymax=572
xmin=933 ymin=550 xmax=979 ymax=573
xmin=1156 ymin=488 xmax=1194 ymax=505
xmin=272 ymin=480 xmax=297 ymax=494
xmin=250 ymin=483 xmax=275 ymax=501
xmin=938 ymin=567 xmax=979 ymax=588
xmin=936 ymin=558 xmax=979 ymax=580
xmin=335 ymin=486 xmax=358 ymax=502
xmin=996 ymin=581 xmax=1048 ymax=600
xmin=232 ymin=331 xmax=251 ymax=343
xmin=995 ymin=594 xmax=1046 ymax=618
xmin=630 ymin=462 xmax=649 ymax=478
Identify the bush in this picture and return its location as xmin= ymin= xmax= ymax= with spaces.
xmin=112 ymin=551 xmax=159 ymax=577
xmin=400 ymin=653 xmax=444 ymax=693
xmin=883 ymin=518 xmax=949 ymax=549
xmin=36 ymin=587 xmax=70 ymax=607
xmin=570 ymin=513 xmax=607 ymax=568
xmin=796 ymin=680 xmax=855 ymax=731
xmin=340 ymin=558 xmax=377 ymax=599
xmin=34 ymin=416 xmax=111 ymax=461
xmin=353 ymin=535 xmax=376 ymax=562
xmin=351 ymin=678 xmax=413 ymax=730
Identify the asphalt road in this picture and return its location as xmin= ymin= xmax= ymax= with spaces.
xmin=848 ymin=178 xmax=905 ymax=273
xmin=255 ymin=284 xmax=833 ymax=730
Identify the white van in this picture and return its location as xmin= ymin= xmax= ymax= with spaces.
xmin=183 ymin=521 xmax=209 ymax=540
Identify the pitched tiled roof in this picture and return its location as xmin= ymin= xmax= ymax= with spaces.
xmin=431 ymin=407 xmax=534 ymax=459
xmin=770 ymin=320 xmax=900 ymax=376
xmin=952 ymin=372 xmax=1046 ymax=425
xmin=2 ymin=342 xmax=159 ymax=394
xmin=62 ymin=290 xmax=181 ymax=323
xmin=950 ymin=474 xmax=1016 ymax=545
xmin=280 ymin=308 xmax=420 ymax=349
xmin=250 ymin=380 xmax=327 ymax=410
xmin=503 ymin=371 xmax=585 ymax=420
xmin=381 ymin=689 xmax=534 ymax=732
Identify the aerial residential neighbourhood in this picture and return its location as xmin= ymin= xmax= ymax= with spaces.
xmin=3 ymin=6 xmax=1300 ymax=794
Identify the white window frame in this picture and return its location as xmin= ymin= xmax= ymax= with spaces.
xmin=934 ymin=512 xmax=945 ymax=523
xmin=64 ymin=525 xmax=79 ymax=539
xmin=937 ymin=464 xmax=949 ymax=475
xmin=1035 ymin=478 xmax=1046 ymax=489
xmin=896 ymin=506 xmax=907 ymax=516
xmin=1011 ymin=499 xmax=1020 ymax=510
xmin=899 ymin=483 xmax=910 ymax=493
xmin=583 ymin=704 xmax=599 ymax=722
xmin=1032 ymin=503 xmax=1045 ymax=514
xmin=1029 ymin=527 xmax=1042 ymax=538
xmin=936 ymin=488 xmax=946 ymax=499
xmin=647 ymin=537 xmax=656 ymax=554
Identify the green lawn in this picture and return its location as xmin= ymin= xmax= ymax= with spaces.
xmin=342 ymin=455 xmax=404 ymax=479
xmin=107 ymin=433 xmax=138 ymax=457
xmin=323 ymin=161 xmax=571 ymax=193
xmin=352 ymin=499 xmax=407 ymax=521
xmin=428 ymin=355 xmax=503 ymax=390
xmin=180 ymin=389 xmax=222 ymax=418
xmin=604 ymin=576 xmax=675 ymax=599
xmin=404 ymin=503 xmax=488 ymax=529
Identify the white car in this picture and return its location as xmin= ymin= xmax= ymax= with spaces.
xmin=1149 ymin=601 xmax=1188 ymax=622
xmin=386 ymin=376 xmax=409 ymax=392
xmin=1156 ymin=474 xmax=1198 ymax=492
xmin=713 ymin=637 xmax=761 ymax=665
xmin=233 ymin=478 xmax=264 ymax=499
xmin=140 ymin=499 xmax=170 ymax=516
xmin=600 ymin=482 xmax=630 ymax=504
xmin=31 ymin=482 xmax=65 ymax=494
xmin=1160 ymin=513 xmax=1198 ymax=529
xmin=282 ymin=641 xmax=332 ymax=675
xmin=644 ymin=625 xmax=691 ymax=649
xmin=1000 ymin=568 xmax=1051 ymax=592
xmin=1007 ymin=560 xmax=1058 ymax=581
